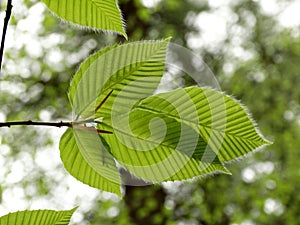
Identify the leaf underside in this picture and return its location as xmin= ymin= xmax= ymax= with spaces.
xmin=0 ymin=208 xmax=77 ymax=225
xmin=69 ymin=38 xmax=171 ymax=118
xmin=59 ymin=128 xmax=121 ymax=197
xmin=132 ymin=87 xmax=272 ymax=162
xmin=41 ymin=0 xmax=127 ymax=38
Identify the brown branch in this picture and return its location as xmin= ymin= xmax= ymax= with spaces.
xmin=0 ymin=120 xmax=72 ymax=128
xmin=0 ymin=120 xmax=113 ymax=134
xmin=0 ymin=0 xmax=13 ymax=72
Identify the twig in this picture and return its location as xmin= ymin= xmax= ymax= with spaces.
xmin=0 ymin=120 xmax=113 ymax=134
xmin=0 ymin=0 xmax=13 ymax=72
xmin=0 ymin=120 xmax=72 ymax=128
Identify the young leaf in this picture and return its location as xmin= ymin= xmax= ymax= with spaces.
xmin=0 ymin=207 xmax=77 ymax=225
xmin=59 ymin=128 xmax=121 ymax=197
xmin=131 ymin=87 xmax=272 ymax=162
xmin=69 ymin=38 xmax=171 ymax=119
xmin=41 ymin=0 xmax=127 ymax=38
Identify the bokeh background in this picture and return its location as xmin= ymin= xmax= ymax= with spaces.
xmin=1 ymin=0 xmax=300 ymax=224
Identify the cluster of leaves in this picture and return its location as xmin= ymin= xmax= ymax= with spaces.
xmin=0 ymin=0 xmax=271 ymax=224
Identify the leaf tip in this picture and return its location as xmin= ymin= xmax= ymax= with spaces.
xmin=264 ymin=137 xmax=274 ymax=145
xmin=122 ymin=32 xmax=128 ymax=40
xmin=71 ymin=206 xmax=79 ymax=212
xmin=165 ymin=36 xmax=172 ymax=43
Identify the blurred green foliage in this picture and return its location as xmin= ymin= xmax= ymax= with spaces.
xmin=1 ymin=0 xmax=300 ymax=224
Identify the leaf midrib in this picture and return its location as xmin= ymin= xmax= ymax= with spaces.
xmin=134 ymin=105 xmax=266 ymax=145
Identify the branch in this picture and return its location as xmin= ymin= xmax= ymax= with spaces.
xmin=0 ymin=0 xmax=13 ymax=72
xmin=0 ymin=120 xmax=72 ymax=128
xmin=0 ymin=120 xmax=113 ymax=134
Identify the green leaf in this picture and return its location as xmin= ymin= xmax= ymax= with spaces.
xmin=131 ymin=87 xmax=272 ymax=162
xmin=41 ymin=0 xmax=127 ymax=38
xmin=69 ymin=38 xmax=171 ymax=119
xmin=0 ymin=207 xmax=77 ymax=225
xmin=59 ymin=128 xmax=121 ymax=197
